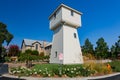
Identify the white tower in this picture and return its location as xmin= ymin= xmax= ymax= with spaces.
xmin=49 ymin=4 xmax=83 ymax=64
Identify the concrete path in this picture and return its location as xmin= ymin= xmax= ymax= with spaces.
xmin=1 ymin=73 xmax=120 ymax=80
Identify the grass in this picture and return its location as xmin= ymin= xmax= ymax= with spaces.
xmin=33 ymin=63 xmax=59 ymax=70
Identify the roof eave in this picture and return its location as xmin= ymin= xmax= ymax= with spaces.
xmin=48 ymin=4 xmax=83 ymax=20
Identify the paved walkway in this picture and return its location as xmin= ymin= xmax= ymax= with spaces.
xmin=1 ymin=73 xmax=120 ymax=80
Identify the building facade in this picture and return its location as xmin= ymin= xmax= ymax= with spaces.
xmin=21 ymin=39 xmax=52 ymax=55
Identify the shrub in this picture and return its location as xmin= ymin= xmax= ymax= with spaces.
xmin=18 ymin=53 xmax=28 ymax=61
xmin=5 ymin=56 xmax=11 ymax=62
xmin=83 ymin=62 xmax=112 ymax=75
xmin=108 ymin=60 xmax=120 ymax=72
xmin=31 ymin=50 xmax=39 ymax=56
xmin=25 ymin=49 xmax=32 ymax=55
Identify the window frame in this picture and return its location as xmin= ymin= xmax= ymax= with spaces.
xmin=71 ymin=10 xmax=74 ymax=16
xmin=74 ymin=33 xmax=77 ymax=38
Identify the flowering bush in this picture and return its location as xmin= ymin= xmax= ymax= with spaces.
xmin=10 ymin=64 xmax=95 ymax=77
xmin=8 ymin=45 xmax=20 ymax=56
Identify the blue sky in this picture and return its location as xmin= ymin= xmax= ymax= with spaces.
xmin=0 ymin=0 xmax=120 ymax=48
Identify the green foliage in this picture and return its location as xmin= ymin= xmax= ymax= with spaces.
xmin=0 ymin=22 xmax=13 ymax=45
xmin=31 ymin=50 xmax=39 ymax=56
xmin=25 ymin=49 xmax=32 ymax=55
xmin=108 ymin=61 xmax=120 ymax=72
xmin=18 ymin=53 xmax=40 ymax=61
xmin=111 ymin=45 xmax=116 ymax=59
xmin=82 ymin=38 xmax=94 ymax=55
xmin=18 ymin=53 xmax=27 ymax=61
xmin=95 ymin=37 xmax=109 ymax=59
xmin=5 ymin=56 xmax=11 ymax=62
xmin=0 ymin=22 xmax=13 ymax=59
xmin=110 ymin=36 xmax=120 ymax=59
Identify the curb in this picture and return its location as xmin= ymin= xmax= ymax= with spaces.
xmin=2 ymin=73 xmax=120 ymax=80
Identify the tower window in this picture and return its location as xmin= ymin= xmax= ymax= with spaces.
xmin=36 ymin=44 xmax=38 ymax=50
xmin=55 ymin=51 xmax=57 ymax=58
xmin=54 ymin=13 xmax=56 ymax=19
xmin=71 ymin=10 xmax=74 ymax=16
xmin=74 ymin=33 xmax=77 ymax=38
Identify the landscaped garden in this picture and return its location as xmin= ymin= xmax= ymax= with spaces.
xmin=9 ymin=60 xmax=120 ymax=78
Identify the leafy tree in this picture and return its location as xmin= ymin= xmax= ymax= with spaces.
xmin=95 ymin=37 xmax=109 ymax=59
xmin=0 ymin=22 xmax=13 ymax=59
xmin=8 ymin=45 xmax=19 ymax=56
xmin=110 ymin=45 xmax=116 ymax=59
xmin=111 ymin=36 xmax=120 ymax=59
xmin=82 ymin=38 xmax=94 ymax=55
xmin=115 ymin=36 xmax=120 ymax=55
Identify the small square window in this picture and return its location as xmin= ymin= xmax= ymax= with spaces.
xmin=55 ymin=51 xmax=57 ymax=58
xmin=71 ymin=10 xmax=74 ymax=16
xmin=74 ymin=33 xmax=77 ymax=38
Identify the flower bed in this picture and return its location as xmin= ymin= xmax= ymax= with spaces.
xmin=10 ymin=62 xmax=113 ymax=77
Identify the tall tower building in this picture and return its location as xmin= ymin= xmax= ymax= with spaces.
xmin=49 ymin=4 xmax=83 ymax=64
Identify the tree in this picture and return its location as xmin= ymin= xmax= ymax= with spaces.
xmin=8 ymin=45 xmax=19 ymax=56
xmin=111 ymin=36 xmax=120 ymax=59
xmin=110 ymin=45 xmax=116 ymax=59
xmin=95 ymin=37 xmax=109 ymax=59
xmin=0 ymin=22 xmax=13 ymax=59
xmin=82 ymin=38 xmax=94 ymax=55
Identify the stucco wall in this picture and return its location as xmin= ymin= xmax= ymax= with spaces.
xmin=50 ymin=26 xmax=63 ymax=63
xmin=62 ymin=7 xmax=81 ymax=28
xmin=63 ymin=25 xmax=83 ymax=64
xmin=50 ymin=8 xmax=62 ymax=30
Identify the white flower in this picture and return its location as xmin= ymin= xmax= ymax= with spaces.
xmin=34 ymin=72 xmax=37 ymax=74
xmin=74 ymin=68 xmax=76 ymax=70
xmin=33 ymin=69 xmax=36 ymax=71
xmin=45 ymin=68 xmax=47 ymax=70
xmin=67 ymin=68 xmax=69 ymax=71
xmin=71 ymin=71 xmax=74 ymax=73
xmin=27 ymin=69 xmax=31 ymax=71
xmin=13 ymin=71 xmax=16 ymax=74
xmin=39 ymin=70 xmax=41 ymax=72
xmin=48 ymin=74 xmax=51 ymax=77
xmin=17 ymin=70 xmax=21 ymax=73
xmin=76 ymin=72 xmax=78 ymax=74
